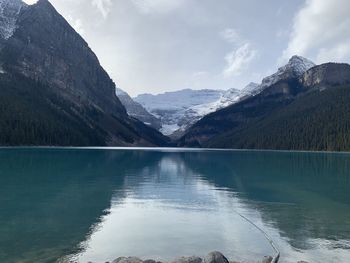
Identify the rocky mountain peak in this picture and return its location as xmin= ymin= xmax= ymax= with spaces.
xmin=287 ymin=55 xmax=316 ymax=75
xmin=259 ymin=55 xmax=315 ymax=90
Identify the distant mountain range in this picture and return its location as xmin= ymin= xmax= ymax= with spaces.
xmin=134 ymin=89 xmax=225 ymax=136
xmin=132 ymin=85 xmax=262 ymax=137
xmin=0 ymin=0 xmax=168 ymax=146
xmin=128 ymin=55 xmax=316 ymax=138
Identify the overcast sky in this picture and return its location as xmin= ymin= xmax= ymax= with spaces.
xmin=24 ymin=0 xmax=350 ymax=96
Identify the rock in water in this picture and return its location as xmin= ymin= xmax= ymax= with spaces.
xmin=172 ymin=256 xmax=203 ymax=263
xmin=112 ymin=257 xmax=143 ymax=263
xmin=262 ymin=256 xmax=273 ymax=263
xmin=203 ymin=252 xmax=229 ymax=263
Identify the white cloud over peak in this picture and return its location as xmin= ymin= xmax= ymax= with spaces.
xmin=92 ymin=0 xmax=112 ymax=18
xmin=283 ymin=0 xmax=350 ymax=63
xmin=223 ymin=43 xmax=257 ymax=78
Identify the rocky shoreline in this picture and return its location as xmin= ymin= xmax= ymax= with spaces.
xmin=98 ymin=251 xmax=275 ymax=263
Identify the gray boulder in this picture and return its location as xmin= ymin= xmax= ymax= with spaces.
xmin=112 ymin=257 xmax=143 ymax=263
xmin=172 ymin=256 xmax=203 ymax=263
xmin=262 ymin=256 xmax=273 ymax=263
xmin=203 ymin=252 xmax=229 ymax=263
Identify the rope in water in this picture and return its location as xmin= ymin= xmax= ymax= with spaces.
xmin=235 ymin=211 xmax=280 ymax=263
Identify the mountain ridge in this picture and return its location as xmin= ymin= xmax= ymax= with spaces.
xmin=179 ymin=62 xmax=350 ymax=151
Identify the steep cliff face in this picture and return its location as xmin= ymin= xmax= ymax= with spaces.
xmin=116 ymin=88 xmax=162 ymax=130
xmin=0 ymin=0 xmax=169 ymax=146
xmin=2 ymin=0 xmax=125 ymax=115
xmin=302 ymin=63 xmax=350 ymax=88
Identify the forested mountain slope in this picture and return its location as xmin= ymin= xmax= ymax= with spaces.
xmin=179 ymin=63 xmax=350 ymax=151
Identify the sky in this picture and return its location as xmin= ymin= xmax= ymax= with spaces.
xmin=23 ymin=0 xmax=350 ymax=96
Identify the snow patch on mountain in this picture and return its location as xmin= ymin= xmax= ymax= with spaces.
xmin=134 ymin=89 xmax=225 ymax=136
xmin=241 ymin=82 xmax=260 ymax=95
xmin=0 ymin=0 xmax=26 ymax=40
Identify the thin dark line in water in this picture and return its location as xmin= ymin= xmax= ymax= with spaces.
xmin=235 ymin=211 xmax=280 ymax=263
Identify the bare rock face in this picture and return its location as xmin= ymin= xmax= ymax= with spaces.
xmin=302 ymin=63 xmax=350 ymax=89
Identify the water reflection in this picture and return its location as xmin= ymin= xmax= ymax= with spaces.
xmin=0 ymin=149 xmax=349 ymax=263
xmin=0 ymin=149 xmax=162 ymax=263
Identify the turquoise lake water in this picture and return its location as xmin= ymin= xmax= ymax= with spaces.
xmin=0 ymin=148 xmax=349 ymax=263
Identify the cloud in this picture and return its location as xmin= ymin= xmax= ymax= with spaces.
xmin=220 ymin=28 xmax=241 ymax=44
xmin=91 ymin=0 xmax=112 ymax=18
xmin=223 ymin=43 xmax=257 ymax=77
xmin=282 ymin=0 xmax=350 ymax=63
xmin=220 ymin=28 xmax=257 ymax=78
xmin=130 ymin=0 xmax=186 ymax=14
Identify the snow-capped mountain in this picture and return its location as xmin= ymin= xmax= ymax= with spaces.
xmin=0 ymin=0 xmax=25 ymax=40
xmin=134 ymin=89 xmax=225 ymax=136
xmin=241 ymin=82 xmax=260 ymax=95
xmin=187 ymin=83 xmax=260 ymax=123
xmin=189 ymin=88 xmax=241 ymax=117
xmin=115 ymin=88 xmax=161 ymax=130
xmin=134 ymin=55 xmax=316 ymax=137
xmin=260 ymin=55 xmax=315 ymax=90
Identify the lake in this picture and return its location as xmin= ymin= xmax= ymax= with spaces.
xmin=0 ymin=148 xmax=349 ymax=263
